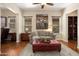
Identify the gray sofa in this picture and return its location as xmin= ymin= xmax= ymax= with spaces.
xmin=29 ymin=31 xmax=55 ymax=43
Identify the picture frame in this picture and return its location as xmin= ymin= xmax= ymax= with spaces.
xmin=36 ymin=14 xmax=48 ymax=29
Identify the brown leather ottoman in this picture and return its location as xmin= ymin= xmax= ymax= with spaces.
xmin=32 ymin=40 xmax=61 ymax=52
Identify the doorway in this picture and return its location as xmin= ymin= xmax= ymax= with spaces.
xmin=68 ymin=11 xmax=77 ymax=50
xmin=1 ymin=8 xmax=16 ymax=43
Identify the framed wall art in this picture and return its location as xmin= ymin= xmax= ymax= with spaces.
xmin=36 ymin=14 xmax=48 ymax=29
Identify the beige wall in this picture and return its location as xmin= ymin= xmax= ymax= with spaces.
xmin=67 ymin=10 xmax=77 ymax=16
xmin=1 ymin=4 xmax=23 ymax=42
xmin=61 ymin=3 xmax=79 ymax=49
xmin=1 ymin=3 xmax=79 ymax=46
xmin=1 ymin=9 xmax=15 ymax=17
xmin=22 ymin=10 xmax=62 ymax=33
xmin=0 ymin=8 xmax=1 ymax=43
xmin=1 ymin=9 xmax=16 ymax=32
xmin=77 ymin=9 xmax=79 ymax=48
xmin=0 ymin=8 xmax=1 ymax=28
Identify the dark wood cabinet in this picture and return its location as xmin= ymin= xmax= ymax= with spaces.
xmin=20 ymin=33 xmax=29 ymax=41
xmin=1 ymin=28 xmax=9 ymax=43
xmin=68 ymin=16 xmax=77 ymax=41
xmin=9 ymin=33 xmax=16 ymax=41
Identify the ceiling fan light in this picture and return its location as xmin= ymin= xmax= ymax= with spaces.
xmin=41 ymin=5 xmax=44 ymax=9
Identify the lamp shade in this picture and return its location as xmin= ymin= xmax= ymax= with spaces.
xmin=25 ymin=28 xmax=29 ymax=31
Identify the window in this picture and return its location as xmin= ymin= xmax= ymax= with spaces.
xmin=8 ymin=16 xmax=16 ymax=33
xmin=52 ymin=16 xmax=59 ymax=33
xmin=1 ymin=16 xmax=7 ymax=28
xmin=24 ymin=16 xmax=32 ymax=33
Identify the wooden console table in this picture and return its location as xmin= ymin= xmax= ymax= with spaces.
xmin=20 ymin=33 xmax=30 ymax=41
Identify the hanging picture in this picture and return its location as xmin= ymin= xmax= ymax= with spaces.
xmin=36 ymin=14 xmax=48 ymax=29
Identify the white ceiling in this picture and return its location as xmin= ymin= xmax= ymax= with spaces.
xmin=15 ymin=3 xmax=71 ymax=11
xmin=0 ymin=3 xmax=71 ymax=11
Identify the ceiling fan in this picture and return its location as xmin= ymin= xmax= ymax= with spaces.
xmin=33 ymin=3 xmax=54 ymax=9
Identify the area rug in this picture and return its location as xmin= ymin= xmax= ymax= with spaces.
xmin=19 ymin=43 xmax=79 ymax=56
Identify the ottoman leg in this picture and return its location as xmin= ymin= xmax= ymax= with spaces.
xmin=33 ymin=50 xmax=35 ymax=53
xmin=58 ymin=49 xmax=61 ymax=52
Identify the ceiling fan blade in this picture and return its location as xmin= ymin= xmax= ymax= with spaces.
xmin=33 ymin=3 xmax=41 ymax=5
xmin=46 ymin=3 xmax=54 ymax=6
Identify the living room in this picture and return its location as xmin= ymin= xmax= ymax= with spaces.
xmin=0 ymin=3 xmax=79 ymax=56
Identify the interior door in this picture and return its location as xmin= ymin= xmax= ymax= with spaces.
xmin=68 ymin=16 xmax=74 ymax=40
xmin=68 ymin=16 xmax=77 ymax=50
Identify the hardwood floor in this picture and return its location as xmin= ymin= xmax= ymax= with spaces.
xmin=0 ymin=40 xmax=79 ymax=56
xmin=68 ymin=40 xmax=77 ymax=50
xmin=59 ymin=40 xmax=79 ymax=53
xmin=1 ymin=41 xmax=28 ymax=56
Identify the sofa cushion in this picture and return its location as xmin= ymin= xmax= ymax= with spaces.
xmin=31 ymin=31 xmax=55 ymax=40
